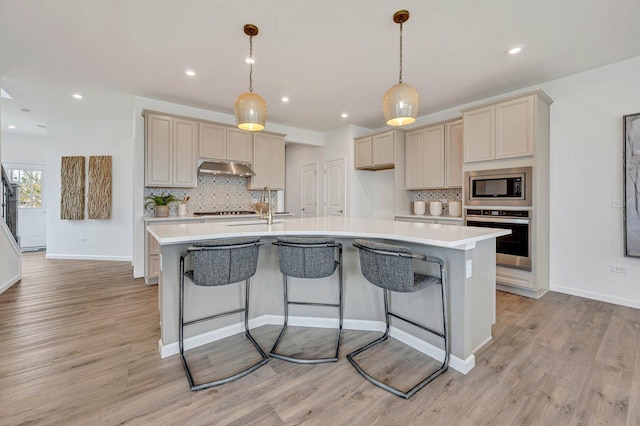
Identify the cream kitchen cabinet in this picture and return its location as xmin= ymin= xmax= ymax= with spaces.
xmin=405 ymin=119 xmax=463 ymax=189
xmin=462 ymin=91 xmax=552 ymax=163
xmin=248 ymin=132 xmax=285 ymax=190
xmin=198 ymin=122 xmax=252 ymax=163
xmin=354 ymin=130 xmax=397 ymax=170
xmin=144 ymin=111 xmax=198 ymax=187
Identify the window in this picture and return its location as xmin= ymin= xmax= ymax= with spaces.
xmin=9 ymin=169 xmax=42 ymax=208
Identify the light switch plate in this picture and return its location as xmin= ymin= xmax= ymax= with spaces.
xmin=466 ymin=260 xmax=473 ymax=279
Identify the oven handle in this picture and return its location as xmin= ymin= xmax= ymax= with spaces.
xmin=466 ymin=217 xmax=531 ymax=225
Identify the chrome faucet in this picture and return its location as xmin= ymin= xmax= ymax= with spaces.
xmin=261 ymin=186 xmax=273 ymax=225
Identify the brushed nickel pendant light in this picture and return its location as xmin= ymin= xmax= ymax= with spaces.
xmin=235 ymin=24 xmax=267 ymax=131
xmin=382 ymin=10 xmax=418 ymax=126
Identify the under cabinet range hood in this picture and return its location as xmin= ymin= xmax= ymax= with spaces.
xmin=197 ymin=161 xmax=255 ymax=177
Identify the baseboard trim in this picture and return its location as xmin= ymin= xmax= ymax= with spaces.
xmin=551 ymin=284 xmax=640 ymax=310
xmin=0 ymin=273 xmax=22 ymax=295
xmin=45 ymin=254 xmax=133 ymax=262
xmin=159 ymin=315 xmax=474 ymax=374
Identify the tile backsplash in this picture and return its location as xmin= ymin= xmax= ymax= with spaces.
xmin=144 ymin=175 xmax=275 ymax=216
xmin=409 ymin=188 xmax=462 ymax=216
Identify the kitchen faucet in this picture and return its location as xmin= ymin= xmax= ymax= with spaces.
xmin=261 ymin=186 xmax=273 ymax=225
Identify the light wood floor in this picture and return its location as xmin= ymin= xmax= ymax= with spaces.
xmin=1 ymin=253 xmax=639 ymax=425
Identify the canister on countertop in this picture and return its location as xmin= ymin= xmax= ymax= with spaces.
xmin=449 ymin=201 xmax=462 ymax=217
xmin=430 ymin=201 xmax=443 ymax=216
xmin=413 ymin=200 xmax=426 ymax=215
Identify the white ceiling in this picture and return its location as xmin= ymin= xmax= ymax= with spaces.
xmin=2 ymin=0 xmax=640 ymax=137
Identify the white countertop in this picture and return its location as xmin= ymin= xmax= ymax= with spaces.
xmin=142 ymin=212 xmax=293 ymax=222
xmin=147 ymin=216 xmax=509 ymax=250
xmin=395 ymin=214 xmax=463 ymax=221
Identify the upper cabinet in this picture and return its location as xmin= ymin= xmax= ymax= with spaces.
xmin=145 ymin=111 xmax=198 ymax=187
xmin=354 ymin=130 xmax=398 ymax=170
xmin=198 ymin=122 xmax=252 ymax=163
xmin=462 ymin=91 xmax=552 ymax=163
xmin=405 ymin=119 xmax=463 ymax=190
xmin=248 ymin=132 xmax=285 ymax=190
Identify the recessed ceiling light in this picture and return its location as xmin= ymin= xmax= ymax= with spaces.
xmin=281 ymin=97 xmax=289 ymax=103
xmin=8 ymin=125 xmax=16 ymax=129
xmin=245 ymin=57 xmax=255 ymax=64
xmin=341 ymin=113 xmax=348 ymax=119
xmin=508 ymin=46 xmax=523 ymax=55
xmin=185 ymin=70 xmax=196 ymax=77
xmin=72 ymin=93 xmax=83 ymax=99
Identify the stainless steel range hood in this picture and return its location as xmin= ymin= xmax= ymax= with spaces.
xmin=197 ymin=161 xmax=255 ymax=177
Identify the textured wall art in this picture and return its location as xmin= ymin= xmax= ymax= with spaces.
xmin=88 ymin=156 xmax=112 ymax=220
xmin=60 ymin=156 xmax=85 ymax=220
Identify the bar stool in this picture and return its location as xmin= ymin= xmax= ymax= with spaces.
xmin=348 ymin=239 xmax=449 ymax=399
xmin=270 ymin=237 xmax=343 ymax=363
xmin=179 ymin=237 xmax=269 ymax=391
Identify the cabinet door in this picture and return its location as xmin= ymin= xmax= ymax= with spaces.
xmin=372 ymin=132 xmax=394 ymax=166
xmin=198 ymin=122 xmax=227 ymax=160
xmin=173 ymin=118 xmax=198 ymax=187
xmin=145 ymin=114 xmax=173 ymax=186
xmin=405 ymin=130 xmax=424 ymax=189
xmin=251 ymin=133 xmax=271 ymax=189
xmin=445 ymin=120 xmax=463 ymax=188
xmin=269 ymin=135 xmax=285 ymax=190
xmin=354 ymin=137 xmax=372 ymax=169
xmin=463 ymin=105 xmax=495 ymax=163
xmin=495 ymin=95 xmax=534 ymax=159
xmin=227 ymin=128 xmax=252 ymax=162
xmin=424 ymin=125 xmax=445 ymax=188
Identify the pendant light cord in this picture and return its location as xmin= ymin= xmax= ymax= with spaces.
xmin=398 ymin=21 xmax=403 ymax=84
xmin=249 ymin=35 xmax=254 ymax=93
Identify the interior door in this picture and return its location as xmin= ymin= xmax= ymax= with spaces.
xmin=301 ymin=162 xmax=318 ymax=217
xmin=7 ymin=165 xmax=46 ymax=248
xmin=325 ymin=157 xmax=345 ymax=217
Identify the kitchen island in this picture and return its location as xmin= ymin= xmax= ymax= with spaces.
xmin=147 ymin=216 xmax=510 ymax=374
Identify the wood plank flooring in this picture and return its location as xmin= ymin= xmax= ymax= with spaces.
xmin=1 ymin=253 xmax=639 ymax=425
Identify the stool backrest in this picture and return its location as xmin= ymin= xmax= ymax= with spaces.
xmin=353 ymin=239 xmax=418 ymax=293
xmin=189 ymin=237 xmax=262 ymax=286
xmin=275 ymin=237 xmax=338 ymax=279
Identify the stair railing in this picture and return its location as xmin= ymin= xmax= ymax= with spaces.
xmin=1 ymin=165 xmax=19 ymax=243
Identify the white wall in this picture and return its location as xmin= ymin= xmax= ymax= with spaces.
xmin=538 ymin=56 xmax=640 ymax=307
xmin=0 ymin=77 xmax=23 ymax=293
xmin=46 ymin=119 xmax=134 ymax=261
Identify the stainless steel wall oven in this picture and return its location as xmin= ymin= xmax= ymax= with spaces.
xmin=466 ymin=209 xmax=532 ymax=271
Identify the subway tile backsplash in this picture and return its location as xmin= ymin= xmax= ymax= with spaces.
xmin=144 ymin=175 xmax=274 ymax=216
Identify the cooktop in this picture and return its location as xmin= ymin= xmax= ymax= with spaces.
xmin=193 ymin=210 xmax=257 ymax=216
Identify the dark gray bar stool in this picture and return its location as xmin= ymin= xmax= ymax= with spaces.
xmin=348 ymin=239 xmax=449 ymax=399
xmin=179 ymin=237 xmax=269 ymax=391
xmin=270 ymin=236 xmax=343 ymax=363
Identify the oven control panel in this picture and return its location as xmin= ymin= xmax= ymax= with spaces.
xmin=466 ymin=209 xmax=530 ymax=219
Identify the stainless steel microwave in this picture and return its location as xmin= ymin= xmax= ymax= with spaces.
xmin=464 ymin=167 xmax=532 ymax=207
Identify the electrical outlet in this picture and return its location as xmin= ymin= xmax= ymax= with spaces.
xmin=80 ymin=237 xmax=87 ymax=243
xmin=610 ymin=265 xmax=628 ymax=274
xmin=466 ymin=259 xmax=473 ymax=279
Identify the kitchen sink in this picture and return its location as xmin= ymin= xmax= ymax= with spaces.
xmin=225 ymin=219 xmax=284 ymax=226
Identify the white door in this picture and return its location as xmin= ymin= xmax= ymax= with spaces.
xmin=301 ymin=162 xmax=318 ymax=217
xmin=325 ymin=157 xmax=346 ymax=217
xmin=7 ymin=166 xmax=46 ymax=248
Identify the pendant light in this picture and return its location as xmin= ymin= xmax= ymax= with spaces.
xmin=382 ymin=10 xmax=418 ymax=126
xmin=235 ymin=24 xmax=267 ymax=131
